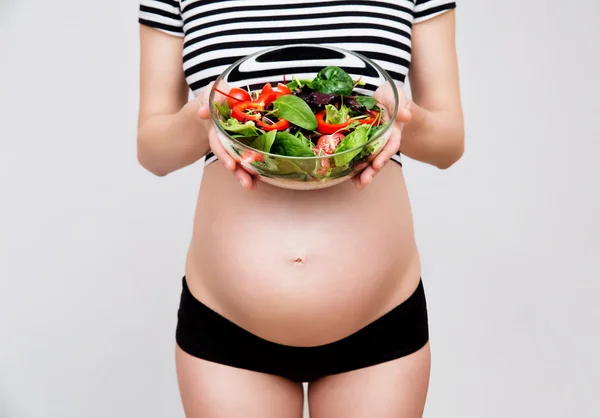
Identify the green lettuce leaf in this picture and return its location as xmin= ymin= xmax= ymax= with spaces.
xmin=325 ymin=104 xmax=350 ymax=124
xmin=215 ymin=101 xmax=231 ymax=119
xmin=218 ymin=118 xmax=260 ymax=138
xmin=286 ymin=76 xmax=313 ymax=91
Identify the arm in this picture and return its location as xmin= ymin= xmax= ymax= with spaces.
xmin=137 ymin=25 xmax=210 ymax=177
xmin=403 ymin=10 xmax=465 ymax=169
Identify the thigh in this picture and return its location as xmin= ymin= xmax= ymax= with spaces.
xmin=176 ymin=345 xmax=304 ymax=418
xmin=308 ymin=343 xmax=431 ymax=418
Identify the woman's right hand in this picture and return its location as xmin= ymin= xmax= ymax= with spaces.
xmin=195 ymin=82 xmax=257 ymax=190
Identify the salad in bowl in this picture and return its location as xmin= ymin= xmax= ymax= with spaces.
xmin=209 ymin=45 xmax=399 ymax=190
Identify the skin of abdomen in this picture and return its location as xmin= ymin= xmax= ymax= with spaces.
xmin=184 ymin=163 xmax=421 ymax=347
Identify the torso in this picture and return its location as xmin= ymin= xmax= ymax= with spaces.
xmin=169 ymin=0 xmax=427 ymax=346
xmin=186 ymin=163 xmax=421 ymax=347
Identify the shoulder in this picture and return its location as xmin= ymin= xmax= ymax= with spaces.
xmin=413 ymin=0 xmax=456 ymax=24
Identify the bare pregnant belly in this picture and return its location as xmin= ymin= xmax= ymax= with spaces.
xmin=185 ymin=163 xmax=421 ymax=346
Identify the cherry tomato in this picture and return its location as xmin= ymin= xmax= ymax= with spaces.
xmin=316 ymin=132 xmax=345 ymax=155
xmin=227 ymin=87 xmax=252 ymax=108
xmin=316 ymin=154 xmax=330 ymax=176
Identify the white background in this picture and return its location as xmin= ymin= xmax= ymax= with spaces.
xmin=1 ymin=1 xmax=599 ymax=417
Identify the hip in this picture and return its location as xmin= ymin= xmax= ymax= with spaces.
xmin=176 ymin=275 xmax=429 ymax=382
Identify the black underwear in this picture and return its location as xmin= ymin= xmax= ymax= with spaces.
xmin=176 ymin=277 xmax=428 ymax=383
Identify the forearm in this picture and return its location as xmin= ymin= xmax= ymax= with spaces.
xmin=401 ymin=102 xmax=464 ymax=169
xmin=137 ymin=101 xmax=210 ymax=176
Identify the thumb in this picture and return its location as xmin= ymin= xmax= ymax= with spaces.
xmin=374 ymin=81 xmax=409 ymax=123
xmin=396 ymin=103 xmax=412 ymax=124
xmin=195 ymin=81 xmax=215 ymax=119
xmin=197 ymin=102 xmax=211 ymax=120
xmin=374 ymin=81 xmax=395 ymax=111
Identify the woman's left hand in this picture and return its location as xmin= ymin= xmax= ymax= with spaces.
xmin=352 ymin=82 xmax=412 ymax=190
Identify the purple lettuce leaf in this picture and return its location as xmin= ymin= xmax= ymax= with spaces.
xmin=343 ymin=96 xmax=366 ymax=113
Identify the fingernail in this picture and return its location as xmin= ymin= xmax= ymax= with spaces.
xmin=240 ymin=179 xmax=245 ymax=188
xmin=365 ymin=174 xmax=373 ymax=184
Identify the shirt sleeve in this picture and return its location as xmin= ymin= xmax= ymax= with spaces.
xmin=139 ymin=0 xmax=184 ymax=37
xmin=414 ymin=0 xmax=456 ymax=24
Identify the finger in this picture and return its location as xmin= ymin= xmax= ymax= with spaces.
xmin=373 ymin=129 xmax=401 ymax=170
xmin=234 ymin=167 xmax=255 ymax=189
xmin=374 ymin=81 xmax=410 ymax=121
xmin=208 ymin=129 xmax=236 ymax=172
xmin=350 ymin=159 xmax=371 ymax=189
xmin=200 ymin=81 xmax=215 ymax=103
xmin=396 ymin=106 xmax=412 ymax=124
xmin=197 ymin=103 xmax=211 ymax=120
xmin=373 ymin=82 xmax=394 ymax=115
xmin=210 ymin=80 xmax=232 ymax=104
xmin=352 ymin=161 xmax=370 ymax=174
xmin=352 ymin=174 xmax=366 ymax=191
xmin=359 ymin=165 xmax=378 ymax=187
xmin=198 ymin=80 xmax=231 ymax=115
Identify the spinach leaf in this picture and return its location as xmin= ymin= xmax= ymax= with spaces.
xmin=333 ymin=124 xmax=371 ymax=167
xmin=272 ymin=131 xmax=315 ymax=157
xmin=325 ymin=104 xmax=350 ymax=124
xmin=218 ymin=118 xmax=260 ymax=138
xmin=272 ymin=95 xmax=318 ymax=130
xmin=250 ymin=130 xmax=277 ymax=153
xmin=215 ymin=101 xmax=231 ymax=119
xmin=311 ymin=66 xmax=353 ymax=96
xmin=354 ymin=96 xmax=377 ymax=110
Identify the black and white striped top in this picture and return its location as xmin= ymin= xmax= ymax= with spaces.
xmin=139 ymin=0 xmax=457 ymax=167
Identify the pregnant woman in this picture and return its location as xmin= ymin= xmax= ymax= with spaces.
xmin=137 ymin=1 xmax=463 ymax=417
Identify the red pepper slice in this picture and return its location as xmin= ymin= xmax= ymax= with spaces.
xmin=276 ymin=83 xmax=291 ymax=95
xmin=259 ymin=92 xmax=282 ymax=106
xmin=256 ymin=118 xmax=290 ymax=131
xmin=232 ymin=101 xmax=264 ymax=123
xmin=257 ymin=83 xmax=291 ymax=105
xmin=260 ymin=83 xmax=291 ymax=96
xmin=358 ymin=110 xmax=381 ymax=126
xmin=315 ymin=110 xmax=351 ymax=134
xmin=260 ymin=83 xmax=274 ymax=96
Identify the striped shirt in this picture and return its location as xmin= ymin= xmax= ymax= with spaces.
xmin=139 ymin=0 xmax=456 ymax=167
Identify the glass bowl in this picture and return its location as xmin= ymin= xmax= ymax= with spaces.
xmin=209 ymin=44 xmax=398 ymax=191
